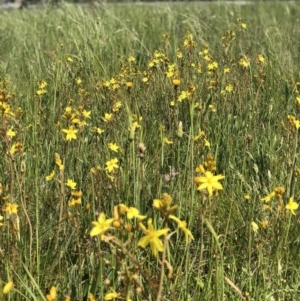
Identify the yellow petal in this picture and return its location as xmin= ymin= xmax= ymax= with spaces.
xmin=3 ymin=281 xmax=13 ymax=294
xmin=90 ymin=226 xmax=102 ymax=237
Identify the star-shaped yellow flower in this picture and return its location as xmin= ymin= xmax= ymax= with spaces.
xmin=82 ymin=110 xmax=91 ymax=119
xmin=108 ymin=143 xmax=119 ymax=153
xmin=90 ymin=213 xmax=114 ymax=237
xmin=103 ymin=113 xmax=113 ymax=122
xmin=285 ymin=196 xmax=299 ymax=215
xmin=138 ymin=219 xmax=169 ymax=257
xmin=46 ymin=286 xmax=56 ymax=301
xmin=66 ymin=179 xmax=77 ymax=190
xmin=261 ymin=191 xmax=276 ymax=202
xmin=5 ymin=203 xmax=18 ymax=215
xmin=126 ymin=207 xmax=146 ymax=220
xmin=194 ymin=171 xmax=225 ymax=196
xmin=62 ymin=126 xmax=78 ymax=141
xmin=105 ymin=158 xmax=119 ymax=173
xmin=170 ymin=215 xmax=194 ymax=244
xmin=6 ymin=128 xmax=17 ymax=140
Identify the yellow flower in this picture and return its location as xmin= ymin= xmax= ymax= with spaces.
xmin=251 ymin=221 xmax=259 ymax=233
xmin=172 ymin=79 xmax=180 ymax=86
xmin=177 ymin=50 xmax=183 ymax=58
xmin=68 ymin=198 xmax=81 ymax=207
xmin=9 ymin=143 xmax=16 ymax=155
xmin=244 ymin=194 xmax=250 ymax=200
xmin=166 ymin=70 xmax=174 ymax=78
xmin=55 ymin=153 xmax=64 ymax=170
xmin=164 ymin=138 xmax=173 ymax=145
xmin=261 ymin=191 xmax=276 ymax=202
xmin=76 ymin=77 xmax=82 ymax=85
xmin=263 ymin=204 xmax=271 ymax=211
xmin=106 ymin=172 xmax=115 ymax=182
xmin=104 ymin=290 xmax=119 ymax=300
xmin=94 ymin=127 xmax=104 ymax=135
xmin=195 ymin=164 xmax=205 ymax=173
xmin=103 ymin=113 xmax=113 ymax=122
xmin=204 ymin=55 xmax=211 ymax=61
xmin=39 ymin=80 xmax=47 ymax=89
xmin=285 ymin=196 xmax=299 ymax=215
xmin=274 ymin=186 xmax=285 ymax=198
xmin=36 ymin=89 xmax=47 ymax=95
xmin=5 ymin=203 xmax=18 ymax=215
xmin=62 ymin=126 xmax=78 ymax=141
xmin=239 ymin=57 xmax=250 ymax=68
xmin=66 ymin=179 xmax=77 ymax=190
xmin=108 ymin=143 xmax=119 ymax=153
xmin=6 ymin=128 xmax=17 ymax=140
xmin=293 ymin=119 xmax=300 ymax=129
xmin=3 ymin=280 xmax=13 ymax=294
xmin=225 ymin=84 xmax=233 ymax=92
xmin=169 ymin=215 xmax=194 ymax=244
xmin=82 ymin=110 xmax=91 ymax=119
xmin=207 ymin=61 xmax=218 ymax=71
xmin=112 ymin=101 xmax=122 ymax=112
xmin=3 ymin=281 xmax=14 ymax=295
xmin=46 ymin=170 xmax=55 ymax=181
xmin=204 ymin=139 xmax=211 ymax=148
xmin=153 ymin=193 xmax=173 ymax=211
xmin=126 ymin=82 xmax=133 ymax=88
xmin=46 ymin=286 xmax=57 ymax=301
xmin=257 ymin=54 xmax=265 ymax=63
xmin=138 ymin=219 xmax=169 ymax=257
xmin=88 ymin=293 xmax=96 ymax=301
xmin=178 ymin=91 xmax=190 ymax=102
xmin=194 ymin=171 xmax=225 ymax=196
xmin=287 ymin=115 xmax=300 ymax=129
xmin=105 ymin=158 xmax=119 ymax=173
xmin=261 ymin=220 xmax=268 ymax=229
xmin=90 ymin=212 xmax=114 ymax=237
xmin=128 ymin=56 xmax=136 ymax=63
xmin=126 ymin=207 xmax=146 ymax=220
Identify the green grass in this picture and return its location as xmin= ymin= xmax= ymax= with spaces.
xmin=1 ymin=2 xmax=300 ymax=301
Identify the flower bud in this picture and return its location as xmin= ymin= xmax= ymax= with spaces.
xmin=113 ymin=220 xmax=121 ymax=228
xmin=126 ymin=82 xmax=133 ymax=88
xmin=177 ymin=121 xmax=183 ymax=138
xmin=172 ymin=79 xmax=180 ymax=87
xmin=129 ymin=125 xmax=136 ymax=141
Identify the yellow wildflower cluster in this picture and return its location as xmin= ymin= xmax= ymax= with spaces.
xmin=194 ymin=155 xmax=224 ymax=197
xmin=287 ymin=115 xmax=300 ymax=130
xmin=261 ymin=187 xmax=298 ymax=215
xmin=193 ymin=130 xmax=211 ymax=149
xmin=88 ymin=192 xmax=193 ymax=299
xmin=36 ymin=80 xmax=47 ymax=95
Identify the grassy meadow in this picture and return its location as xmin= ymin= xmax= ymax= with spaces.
xmin=1 ymin=2 xmax=300 ymax=300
